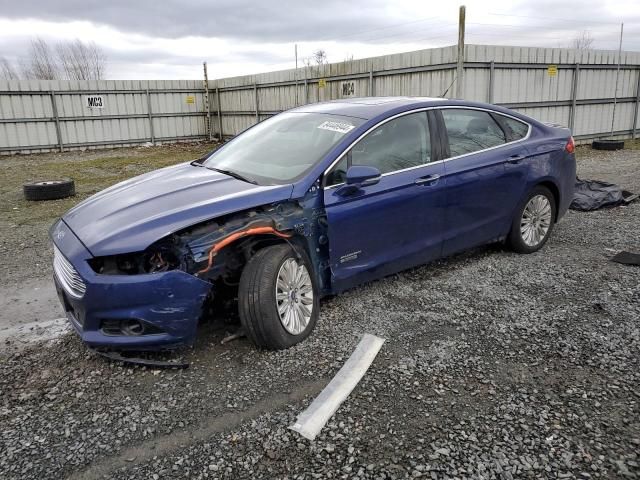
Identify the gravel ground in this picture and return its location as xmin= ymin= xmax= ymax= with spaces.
xmin=0 ymin=142 xmax=639 ymax=479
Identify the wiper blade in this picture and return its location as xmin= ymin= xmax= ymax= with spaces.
xmin=207 ymin=167 xmax=257 ymax=184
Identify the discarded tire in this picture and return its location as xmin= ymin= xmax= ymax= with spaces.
xmin=592 ymin=139 xmax=624 ymax=150
xmin=23 ymin=179 xmax=75 ymax=201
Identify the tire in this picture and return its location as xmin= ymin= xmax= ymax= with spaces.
xmin=23 ymin=179 xmax=75 ymax=201
xmin=507 ymin=186 xmax=557 ymax=254
xmin=238 ymin=244 xmax=319 ymax=350
xmin=592 ymin=139 xmax=624 ymax=151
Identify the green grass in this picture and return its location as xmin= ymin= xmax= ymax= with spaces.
xmin=1 ymin=143 xmax=217 ymax=226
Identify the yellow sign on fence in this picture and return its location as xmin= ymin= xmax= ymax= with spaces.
xmin=318 ymin=78 xmax=327 ymax=88
xmin=186 ymin=95 xmax=195 ymax=104
xmin=547 ymin=65 xmax=558 ymax=77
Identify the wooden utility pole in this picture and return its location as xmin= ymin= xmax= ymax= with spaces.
xmin=610 ymin=22 xmax=623 ymax=136
xmin=203 ymin=62 xmax=212 ymax=141
xmin=295 ymin=44 xmax=299 ymax=105
xmin=456 ymin=5 xmax=466 ymax=99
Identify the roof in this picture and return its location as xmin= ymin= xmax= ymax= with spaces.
xmin=292 ymin=96 xmax=447 ymax=120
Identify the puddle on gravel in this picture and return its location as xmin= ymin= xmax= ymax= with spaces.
xmin=0 ymin=317 xmax=70 ymax=352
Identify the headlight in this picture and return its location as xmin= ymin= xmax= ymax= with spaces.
xmin=88 ymin=244 xmax=181 ymax=275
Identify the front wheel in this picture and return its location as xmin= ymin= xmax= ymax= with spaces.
xmin=238 ymin=244 xmax=319 ymax=349
xmin=507 ymin=186 xmax=556 ymax=253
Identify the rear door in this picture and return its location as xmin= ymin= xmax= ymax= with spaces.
xmin=323 ymin=111 xmax=446 ymax=292
xmin=437 ymin=107 xmax=532 ymax=255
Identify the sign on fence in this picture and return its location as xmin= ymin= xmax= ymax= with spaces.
xmin=547 ymin=65 xmax=558 ymax=77
xmin=340 ymin=80 xmax=356 ymax=97
xmin=318 ymin=78 xmax=327 ymax=88
xmin=85 ymin=95 xmax=104 ymax=109
xmin=186 ymin=95 xmax=195 ymax=104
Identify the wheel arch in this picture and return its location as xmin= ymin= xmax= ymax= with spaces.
xmin=535 ymin=179 xmax=561 ymax=222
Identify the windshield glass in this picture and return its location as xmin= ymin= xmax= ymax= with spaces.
xmin=203 ymin=112 xmax=365 ymax=185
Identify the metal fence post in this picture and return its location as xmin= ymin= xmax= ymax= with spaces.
xmin=369 ymin=67 xmax=373 ymax=97
xmin=254 ymin=83 xmax=259 ymax=122
xmin=488 ymin=61 xmax=495 ymax=103
xmin=633 ymin=68 xmax=640 ymax=140
xmin=569 ymin=63 xmax=580 ymax=132
xmin=146 ymin=88 xmax=155 ymax=144
xmin=49 ymin=90 xmax=63 ymax=152
xmin=304 ymin=77 xmax=308 ymax=104
xmin=216 ymin=86 xmax=223 ymax=141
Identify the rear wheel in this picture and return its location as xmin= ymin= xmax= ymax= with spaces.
xmin=507 ymin=186 xmax=556 ymax=253
xmin=238 ymin=244 xmax=319 ymax=349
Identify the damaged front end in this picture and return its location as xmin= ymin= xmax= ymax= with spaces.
xmin=51 ymin=187 xmax=330 ymax=350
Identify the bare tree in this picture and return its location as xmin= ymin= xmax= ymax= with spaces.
xmin=20 ymin=37 xmax=107 ymax=80
xmin=570 ymin=31 xmax=595 ymax=50
xmin=57 ymin=39 xmax=106 ymax=80
xmin=313 ymin=49 xmax=328 ymax=65
xmin=0 ymin=56 xmax=18 ymax=80
xmin=22 ymin=37 xmax=59 ymax=79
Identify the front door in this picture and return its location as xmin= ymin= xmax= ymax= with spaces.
xmin=323 ymin=111 xmax=447 ymax=292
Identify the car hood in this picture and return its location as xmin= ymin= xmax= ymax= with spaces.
xmin=63 ymin=162 xmax=293 ymax=257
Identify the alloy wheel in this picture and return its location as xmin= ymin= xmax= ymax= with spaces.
xmin=520 ymin=194 xmax=552 ymax=247
xmin=275 ymin=258 xmax=314 ymax=335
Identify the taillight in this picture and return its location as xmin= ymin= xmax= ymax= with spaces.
xmin=565 ymin=136 xmax=575 ymax=154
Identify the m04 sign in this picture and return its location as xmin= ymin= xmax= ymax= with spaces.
xmin=340 ymin=80 xmax=356 ymax=97
xmin=85 ymin=95 xmax=105 ymax=109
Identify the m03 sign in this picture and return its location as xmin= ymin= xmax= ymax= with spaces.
xmin=85 ymin=95 xmax=105 ymax=109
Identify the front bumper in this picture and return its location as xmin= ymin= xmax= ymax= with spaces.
xmin=51 ymin=220 xmax=212 ymax=350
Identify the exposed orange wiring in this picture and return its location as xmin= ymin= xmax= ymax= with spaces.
xmin=197 ymin=226 xmax=292 ymax=274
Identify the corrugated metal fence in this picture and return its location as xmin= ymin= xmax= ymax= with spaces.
xmin=2 ymin=44 xmax=640 ymax=154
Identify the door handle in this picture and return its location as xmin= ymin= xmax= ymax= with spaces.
xmin=415 ymin=174 xmax=440 ymax=186
xmin=507 ymin=154 xmax=525 ymax=164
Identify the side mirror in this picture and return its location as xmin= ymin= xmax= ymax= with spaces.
xmin=335 ymin=165 xmax=381 ymax=196
xmin=346 ymin=165 xmax=381 ymax=187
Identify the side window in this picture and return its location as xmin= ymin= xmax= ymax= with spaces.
xmin=351 ymin=112 xmax=430 ymax=174
xmin=499 ymin=115 xmax=529 ymax=140
xmin=325 ymin=111 xmax=431 ymax=186
xmin=441 ymin=109 xmax=506 ymax=157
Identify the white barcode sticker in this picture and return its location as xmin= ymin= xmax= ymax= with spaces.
xmin=317 ymin=121 xmax=356 ymax=134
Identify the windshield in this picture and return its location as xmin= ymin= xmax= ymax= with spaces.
xmin=202 ymin=112 xmax=365 ymax=185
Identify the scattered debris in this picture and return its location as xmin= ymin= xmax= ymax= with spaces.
xmin=570 ymin=178 xmax=637 ymax=211
xmin=220 ymin=330 xmax=246 ymax=345
xmin=89 ymin=348 xmax=190 ymax=369
xmin=290 ymin=333 xmax=385 ymax=441
xmin=611 ymin=251 xmax=640 ymax=266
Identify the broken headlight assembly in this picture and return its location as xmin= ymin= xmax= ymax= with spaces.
xmin=88 ymin=242 xmax=182 ymax=275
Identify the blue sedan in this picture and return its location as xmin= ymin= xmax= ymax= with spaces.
xmin=50 ymin=97 xmax=576 ymax=350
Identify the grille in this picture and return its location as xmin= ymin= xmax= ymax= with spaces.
xmin=53 ymin=246 xmax=86 ymax=298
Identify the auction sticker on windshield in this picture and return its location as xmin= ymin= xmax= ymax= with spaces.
xmin=317 ymin=121 xmax=356 ymax=134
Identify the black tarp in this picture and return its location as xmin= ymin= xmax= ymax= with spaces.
xmin=611 ymin=251 xmax=640 ymax=266
xmin=570 ymin=178 xmax=638 ymax=211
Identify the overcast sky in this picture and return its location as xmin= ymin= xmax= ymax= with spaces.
xmin=0 ymin=0 xmax=638 ymax=80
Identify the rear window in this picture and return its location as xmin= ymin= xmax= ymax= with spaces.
xmin=499 ymin=115 xmax=529 ymax=140
xmin=441 ymin=109 xmax=506 ymax=157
